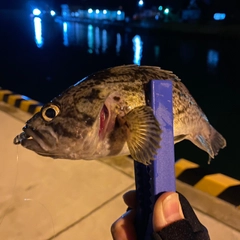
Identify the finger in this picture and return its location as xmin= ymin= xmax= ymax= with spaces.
xmin=153 ymin=192 xmax=185 ymax=232
xmin=111 ymin=209 xmax=137 ymax=240
xmin=123 ymin=190 xmax=137 ymax=209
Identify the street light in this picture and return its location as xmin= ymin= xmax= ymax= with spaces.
xmin=88 ymin=8 xmax=93 ymax=14
xmin=164 ymin=8 xmax=169 ymax=15
xmin=138 ymin=0 xmax=144 ymax=7
xmin=50 ymin=10 xmax=56 ymax=16
xmin=33 ymin=8 xmax=41 ymax=16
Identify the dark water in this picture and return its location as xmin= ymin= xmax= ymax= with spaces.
xmin=1 ymin=10 xmax=239 ymax=180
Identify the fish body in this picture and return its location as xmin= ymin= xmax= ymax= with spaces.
xmin=14 ymin=65 xmax=226 ymax=165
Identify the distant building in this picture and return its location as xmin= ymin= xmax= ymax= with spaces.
xmin=61 ymin=5 xmax=125 ymax=21
xmin=182 ymin=0 xmax=201 ymax=22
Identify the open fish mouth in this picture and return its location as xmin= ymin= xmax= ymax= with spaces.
xmin=13 ymin=131 xmax=30 ymax=145
xmin=13 ymin=126 xmax=51 ymax=153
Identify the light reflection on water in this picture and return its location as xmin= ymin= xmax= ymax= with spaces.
xmin=75 ymin=22 xmax=81 ymax=45
xmin=33 ymin=20 xmax=145 ymax=65
xmin=95 ymin=27 xmax=100 ymax=54
xmin=116 ymin=33 xmax=121 ymax=55
xmin=60 ymin=22 xmax=123 ymax=57
xmin=154 ymin=45 xmax=160 ymax=61
xmin=102 ymin=29 xmax=107 ymax=53
xmin=132 ymin=35 xmax=143 ymax=65
xmin=207 ymin=49 xmax=219 ymax=72
xmin=87 ymin=24 xmax=94 ymax=53
xmin=61 ymin=22 xmax=125 ymax=57
xmin=33 ymin=17 xmax=43 ymax=48
xmin=32 ymin=20 xmax=222 ymax=71
xmin=63 ymin=22 xmax=69 ymax=46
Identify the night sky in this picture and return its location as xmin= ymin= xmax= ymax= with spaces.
xmin=0 ymin=0 xmax=236 ymax=10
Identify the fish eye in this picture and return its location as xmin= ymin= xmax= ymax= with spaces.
xmin=42 ymin=104 xmax=60 ymax=122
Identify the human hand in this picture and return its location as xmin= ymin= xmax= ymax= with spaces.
xmin=111 ymin=191 xmax=210 ymax=240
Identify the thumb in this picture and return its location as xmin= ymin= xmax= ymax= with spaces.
xmin=153 ymin=192 xmax=185 ymax=232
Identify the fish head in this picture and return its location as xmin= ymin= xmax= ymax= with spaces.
xmin=14 ymin=85 xmax=119 ymax=160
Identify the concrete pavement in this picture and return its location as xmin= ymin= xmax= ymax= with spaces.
xmin=0 ymin=102 xmax=134 ymax=239
xmin=0 ymin=101 xmax=240 ymax=240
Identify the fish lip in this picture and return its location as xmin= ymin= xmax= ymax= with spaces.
xmin=23 ymin=126 xmax=39 ymax=141
xmin=20 ymin=126 xmax=50 ymax=152
xmin=13 ymin=131 xmax=30 ymax=145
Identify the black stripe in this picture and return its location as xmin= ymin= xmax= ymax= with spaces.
xmin=217 ymin=185 xmax=240 ymax=206
xmin=14 ymin=98 xmax=25 ymax=108
xmin=28 ymin=104 xmax=42 ymax=114
xmin=3 ymin=93 xmax=12 ymax=102
xmin=177 ymin=168 xmax=215 ymax=186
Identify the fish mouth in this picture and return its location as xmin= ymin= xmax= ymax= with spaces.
xmin=14 ymin=126 xmax=53 ymax=153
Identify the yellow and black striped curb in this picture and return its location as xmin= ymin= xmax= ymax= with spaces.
xmin=176 ymin=158 xmax=240 ymax=208
xmin=0 ymin=89 xmax=43 ymax=114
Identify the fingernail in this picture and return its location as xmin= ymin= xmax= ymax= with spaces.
xmin=162 ymin=193 xmax=184 ymax=225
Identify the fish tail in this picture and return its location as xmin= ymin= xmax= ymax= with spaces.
xmin=209 ymin=125 xmax=227 ymax=157
xmin=189 ymin=124 xmax=226 ymax=159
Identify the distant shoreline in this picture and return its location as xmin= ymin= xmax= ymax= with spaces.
xmin=56 ymin=16 xmax=240 ymax=40
xmin=1 ymin=8 xmax=239 ymax=40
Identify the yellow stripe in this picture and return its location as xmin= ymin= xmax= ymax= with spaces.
xmin=34 ymin=106 xmax=42 ymax=114
xmin=0 ymin=90 xmax=13 ymax=101
xmin=194 ymin=173 xmax=240 ymax=196
xmin=175 ymin=158 xmax=199 ymax=177
xmin=7 ymin=95 xmax=24 ymax=105
xmin=20 ymin=100 xmax=40 ymax=112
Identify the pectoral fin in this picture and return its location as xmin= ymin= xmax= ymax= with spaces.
xmin=118 ymin=106 xmax=162 ymax=165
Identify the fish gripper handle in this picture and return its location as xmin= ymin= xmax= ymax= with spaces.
xmin=134 ymin=80 xmax=176 ymax=240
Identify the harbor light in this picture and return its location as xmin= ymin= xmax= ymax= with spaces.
xmin=88 ymin=8 xmax=93 ymax=14
xmin=117 ymin=10 xmax=121 ymax=15
xmin=103 ymin=9 xmax=107 ymax=14
xmin=50 ymin=10 xmax=56 ymax=16
xmin=138 ymin=0 xmax=144 ymax=7
xmin=213 ymin=13 xmax=226 ymax=21
xmin=164 ymin=8 xmax=169 ymax=15
xmin=96 ymin=9 xmax=100 ymax=14
xmin=33 ymin=8 xmax=41 ymax=16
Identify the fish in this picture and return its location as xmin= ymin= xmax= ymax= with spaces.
xmin=13 ymin=65 xmax=226 ymax=165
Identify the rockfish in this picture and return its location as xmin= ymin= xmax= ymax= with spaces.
xmin=14 ymin=65 xmax=226 ymax=165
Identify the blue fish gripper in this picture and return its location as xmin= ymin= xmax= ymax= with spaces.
xmin=134 ymin=80 xmax=176 ymax=240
